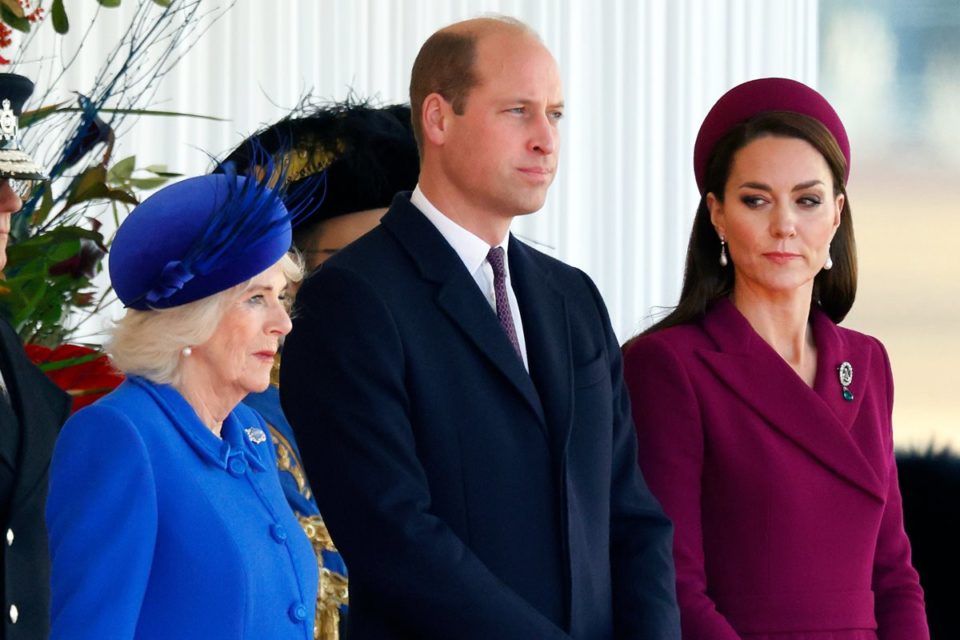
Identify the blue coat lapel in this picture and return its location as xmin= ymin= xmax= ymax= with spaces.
xmin=697 ymin=299 xmax=884 ymax=503
xmin=380 ymin=197 xmax=546 ymax=428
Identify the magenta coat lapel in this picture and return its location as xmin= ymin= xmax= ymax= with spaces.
xmin=697 ymin=299 xmax=885 ymax=503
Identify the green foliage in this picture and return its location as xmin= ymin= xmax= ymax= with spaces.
xmin=51 ymin=0 xmax=68 ymax=34
xmin=0 ymin=1 xmax=220 ymax=344
xmin=0 ymin=5 xmax=29 ymax=33
xmin=2 ymin=153 xmax=181 ymax=343
xmin=0 ymin=0 xmax=122 ymax=36
xmin=2 ymin=225 xmax=94 ymax=344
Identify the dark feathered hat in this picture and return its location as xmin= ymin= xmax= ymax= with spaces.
xmin=219 ymin=100 xmax=419 ymax=244
xmin=0 ymin=73 xmax=46 ymax=180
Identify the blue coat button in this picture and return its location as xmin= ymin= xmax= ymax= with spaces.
xmin=270 ymin=524 xmax=288 ymax=543
xmin=288 ymin=602 xmax=308 ymax=622
xmin=228 ymin=457 xmax=247 ymax=476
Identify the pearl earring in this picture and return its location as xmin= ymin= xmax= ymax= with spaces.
xmin=181 ymin=346 xmax=192 ymax=357
xmin=719 ymin=237 xmax=729 ymax=267
xmin=823 ymin=243 xmax=833 ymax=271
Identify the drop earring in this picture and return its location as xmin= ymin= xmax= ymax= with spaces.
xmin=719 ymin=237 xmax=729 ymax=267
xmin=823 ymin=243 xmax=833 ymax=270
xmin=181 ymin=346 xmax=192 ymax=357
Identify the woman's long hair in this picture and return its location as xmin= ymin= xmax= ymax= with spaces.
xmin=642 ymin=111 xmax=857 ymax=337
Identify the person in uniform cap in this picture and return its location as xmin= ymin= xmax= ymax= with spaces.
xmin=623 ymin=77 xmax=929 ymax=639
xmin=46 ymin=169 xmax=319 ymax=639
xmin=222 ymin=101 xmax=419 ymax=639
xmin=0 ymin=72 xmax=70 ymax=640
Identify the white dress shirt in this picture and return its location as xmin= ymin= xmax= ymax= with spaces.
xmin=410 ymin=186 xmax=529 ymax=371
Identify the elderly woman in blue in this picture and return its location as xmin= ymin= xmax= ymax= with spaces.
xmin=45 ymin=173 xmax=318 ymax=639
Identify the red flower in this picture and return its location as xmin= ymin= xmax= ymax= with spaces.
xmin=25 ymin=343 xmax=124 ymax=413
xmin=0 ymin=23 xmax=13 ymax=50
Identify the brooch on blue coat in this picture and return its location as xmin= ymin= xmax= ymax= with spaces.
xmin=837 ymin=361 xmax=854 ymax=401
xmin=245 ymin=427 xmax=267 ymax=444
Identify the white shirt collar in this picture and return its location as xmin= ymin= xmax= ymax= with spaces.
xmin=410 ymin=185 xmax=509 ymax=275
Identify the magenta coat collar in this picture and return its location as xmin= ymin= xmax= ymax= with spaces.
xmin=698 ymin=299 xmax=885 ymax=502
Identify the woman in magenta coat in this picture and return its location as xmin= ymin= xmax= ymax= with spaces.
xmin=622 ymin=78 xmax=928 ymax=639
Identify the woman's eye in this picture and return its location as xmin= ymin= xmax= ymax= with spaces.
xmin=798 ymin=196 xmax=822 ymax=207
xmin=741 ymin=196 xmax=766 ymax=208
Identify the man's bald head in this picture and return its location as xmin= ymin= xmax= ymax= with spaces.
xmin=408 ymin=16 xmax=540 ymax=155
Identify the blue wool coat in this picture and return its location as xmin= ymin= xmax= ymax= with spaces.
xmin=46 ymin=376 xmax=318 ymax=640
xmin=243 ymin=385 xmax=348 ymax=579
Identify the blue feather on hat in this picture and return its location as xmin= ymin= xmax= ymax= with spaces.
xmin=111 ymin=142 xmax=324 ymax=310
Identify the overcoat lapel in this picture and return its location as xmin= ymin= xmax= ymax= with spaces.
xmin=809 ymin=309 xmax=873 ymax=434
xmin=0 ymin=317 xmax=69 ymax=510
xmin=697 ymin=300 xmax=884 ymax=503
xmin=381 ymin=197 xmax=546 ymax=428
xmin=509 ymin=238 xmax=573 ymax=456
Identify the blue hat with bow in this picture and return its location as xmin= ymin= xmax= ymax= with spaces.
xmin=109 ymin=170 xmax=293 ymax=310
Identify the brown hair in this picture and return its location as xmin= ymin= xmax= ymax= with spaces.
xmin=642 ymin=111 xmax=856 ymax=336
xmin=408 ymin=17 xmax=534 ymax=155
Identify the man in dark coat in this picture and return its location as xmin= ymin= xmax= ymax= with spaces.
xmin=0 ymin=73 xmax=70 ymax=639
xmin=280 ymin=17 xmax=680 ymax=639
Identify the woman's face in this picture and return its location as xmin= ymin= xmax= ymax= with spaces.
xmin=708 ymin=135 xmax=844 ymax=301
xmin=191 ymin=262 xmax=292 ymax=398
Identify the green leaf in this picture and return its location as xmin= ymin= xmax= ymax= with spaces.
xmin=34 ymin=106 xmax=227 ymax=122
xmin=51 ymin=0 xmax=69 ymax=34
xmin=30 ymin=182 xmax=55 ymax=226
xmin=152 ymin=0 xmax=172 ymax=6
xmin=64 ymin=165 xmax=109 ymax=205
xmin=128 ymin=176 xmax=169 ymax=190
xmin=19 ymin=102 xmax=70 ymax=129
xmin=63 ymin=166 xmax=137 ymax=207
xmin=37 ymin=352 xmax=101 ymax=372
xmin=0 ymin=0 xmax=23 ymax=18
xmin=108 ymin=155 xmax=136 ymax=181
xmin=74 ymin=182 xmax=139 ymax=207
xmin=0 ymin=5 xmax=31 ymax=32
xmin=6 ymin=230 xmax=83 ymax=268
xmin=143 ymin=164 xmax=185 ymax=176
xmin=96 ymin=0 xmax=122 ymax=7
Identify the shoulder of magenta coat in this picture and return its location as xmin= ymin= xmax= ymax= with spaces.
xmin=624 ymin=300 xmax=891 ymax=383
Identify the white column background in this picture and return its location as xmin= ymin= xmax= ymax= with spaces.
xmin=14 ymin=0 xmax=818 ymax=341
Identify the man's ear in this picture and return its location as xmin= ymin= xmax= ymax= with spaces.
xmin=421 ymin=93 xmax=451 ymax=146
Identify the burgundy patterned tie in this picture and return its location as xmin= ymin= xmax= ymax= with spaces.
xmin=486 ymin=246 xmax=523 ymax=360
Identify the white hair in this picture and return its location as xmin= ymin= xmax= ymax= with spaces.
xmin=108 ymin=253 xmax=302 ymax=385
